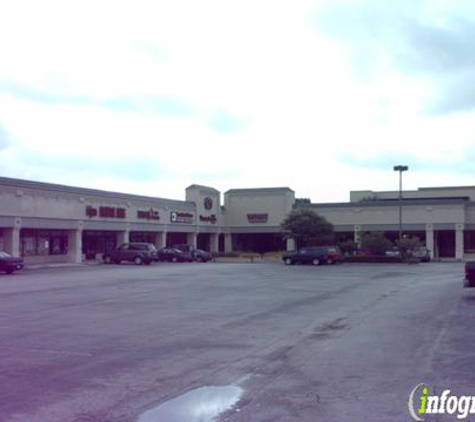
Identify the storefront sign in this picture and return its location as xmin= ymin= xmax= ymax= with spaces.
xmin=247 ymin=213 xmax=268 ymax=223
xmin=199 ymin=214 xmax=217 ymax=223
xmin=86 ymin=206 xmax=98 ymax=218
xmin=170 ymin=211 xmax=194 ymax=224
xmin=86 ymin=206 xmax=126 ymax=219
xmin=137 ymin=209 xmax=160 ymax=220
xmin=204 ymin=197 xmax=213 ymax=210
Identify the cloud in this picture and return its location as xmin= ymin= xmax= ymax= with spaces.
xmin=340 ymin=146 xmax=475 ymax=175
xmin=101 ymin=96 xmax=193 ymax=117
xmin=0 ymin=80 xmax=193 ymax=117
xmin=313 ymin=0 xmax=475 ymax=114
xmin=402 ymin=19 xmax=475 ymax=74
xmin=0 ymin=120 xmax=10 ymax=151
xmin=206 ymin=111 xmax=250 ymax=133
xmin=19 ymin=152 xmax=167 ymax=182
xmin=2 ymin=0 xmax=475 ymax=204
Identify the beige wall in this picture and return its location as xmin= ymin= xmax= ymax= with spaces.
xmin=185 ymin=185 xmax=220 ymax=230
xmin=224 ymin=189 xmax=295 ymax=228
xmin=0 ymin=185 xmax=194 ymax=228
xmin=312 ymin=203 xmax=466 ymax=227
xmin=351 ymin=187 xmax=475 ymax=202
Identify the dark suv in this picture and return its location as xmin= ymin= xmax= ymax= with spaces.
xmin=464 ymin=261 xmax=475 ymax=287
xmin=282 ymin=246 xmax=342 ymax=266
xmin=103 ymin=243 xmax=157 ymax=265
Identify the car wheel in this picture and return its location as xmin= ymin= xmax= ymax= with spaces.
xmin=104 ymin=255 xmax=112 ymax=264
xmin=172 ymin=256 xmax=178 ymax=263
xmin=144 ymin=260 xmax=152 ymax=265
xmin=114 ymin=259 xmax=121 ymax=264
xmin=196 ymin=257 xmax=202 ymax=262
xmin=284 ymin=258 xmax=293 ymax=266
xmin=327 ymin=258 xmax=334 ymax=265
xmin=6 ymin=269 xmax=14 ymax=275
xmin=312 ymin=258 xmax=320 ymax=266
xmin=134 ymin=256 xmax=143 ymax=265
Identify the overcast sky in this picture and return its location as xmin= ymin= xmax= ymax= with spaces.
xmin=1 ymin=0 xmax=475 ymax=203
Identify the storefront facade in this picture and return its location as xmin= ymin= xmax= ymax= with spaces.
xmin=2 ymin=176 xmax=475 ymax=262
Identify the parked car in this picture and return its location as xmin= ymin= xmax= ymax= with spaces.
xmin=282 ymin=246 xmax=342 ymax=266
xmin=194 ymin=249 xmax=212 ymax=262
xmin=103 ymin=243 xmax=157 ymax=265
xmin=172 ymin=244 xmax=196 ymax=256
xmin=411 ymin=247 xmax=431 ymax=262
xmin=0 ymin=251 xmax=24 ymax=274
xmin=157 ymin=247 xmax=193 ymax=262
xmin=385 ymin=247 xmax=401 ymax=258
xmin=464 ymin=261 xmax=475 ymax=287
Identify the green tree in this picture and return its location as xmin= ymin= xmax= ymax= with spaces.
xmin=294 ymin=198 xmax=311 ymax=206
xmin=396 ymin=236 xmax=422 ymax=260
xmin=281 ymin=209 xmax=334 ymax=248
xmin=361 ymin=232 xmax=392 ymax=256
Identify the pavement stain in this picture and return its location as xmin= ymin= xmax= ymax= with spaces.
xmin=298 ymin=317 xmax=350 ymax=343
xmin=370 ymin=271 xmax=414 ymax=280
xmin=221 ymin=283 xmax=366 ymax=330
xmin=318 ymin=318 xmax=348 ymax=332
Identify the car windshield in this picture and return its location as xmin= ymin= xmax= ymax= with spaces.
xmin=0 ymin=251 xmax=12 ymax=258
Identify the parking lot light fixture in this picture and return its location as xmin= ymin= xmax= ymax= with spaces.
xmin=393 ymin=165 xmax=409 ymax=241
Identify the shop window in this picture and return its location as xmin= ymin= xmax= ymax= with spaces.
xmin=464 ymin=231 xmax=475 ymax=252
xmin=37 ymin=230 xmax=50 ymax=256
xmin=20 ymin=229 xmax=68 ymax=256
xmin=49 ymin=231 xmax=68 ymax=255
xmin=21 ymin=229 xmax=37 ymax=256
xmin=82 ymin=231 xmax=117 ymax=256
xmin=104 ymin=233 xmax=116 ymax=252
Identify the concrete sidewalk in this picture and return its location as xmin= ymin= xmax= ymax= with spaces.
xmin=24 ymin=261 xmax=101 ymax=270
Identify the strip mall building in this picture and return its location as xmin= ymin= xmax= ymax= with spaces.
xmin=1 ymin=176 xmax=474 ymax=264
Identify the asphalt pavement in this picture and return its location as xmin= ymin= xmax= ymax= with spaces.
xmin=0 ymin=261 xmax=472 ymax=421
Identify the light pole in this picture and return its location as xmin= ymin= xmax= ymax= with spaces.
xmin=393 ymin=165 xmax=408 ymax=241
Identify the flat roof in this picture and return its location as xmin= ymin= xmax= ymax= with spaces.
xmin=225 ymin=187 xmax=294 ymax=194
xmin=303 ymin=197 xmax=470 ymax=208
xmin=186 ymin=184 xmax=220 ymax=193
xmin=418 ymin=186 xmax=475 ymax=191
xmin=0 ymin=176 xmax=193 ymax=207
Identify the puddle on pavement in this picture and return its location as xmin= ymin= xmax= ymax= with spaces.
xmin=138 ymin=385 xmax=243 ymax=422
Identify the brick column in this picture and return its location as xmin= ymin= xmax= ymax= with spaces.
xmin=425 ymin=224 xmax=434 ymax=260
xmin=117 ymin=230 xmax=130 ymax=246
xmin=156 ymin=231 xmax=167 ymax=249
xmin=456 ymin=223 xmax=464 ymax=261
xmin=210 ymin=233 xmax=219 ymax=253
xmin=187 ymin=232 xmax=198 ymax=249
xmin=3 ymin=217 xmax=21 ymax=257
xmin=224 ymin=233 xmax=233 ymax=253
xmin=68 ymin=229 xmax=83 ymax=263
xmin=354 ymin=225 xmax=362 ymax=249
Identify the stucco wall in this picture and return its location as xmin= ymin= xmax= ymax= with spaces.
xmin=224 ymin=189 xmax=295 ymax=228
xmin=0 ymin=184 xmax=196 ymax=230
xmin=351 ymin=187 xmax=475 ymax=202
xmin=309 ymin=203 xmax=466 ymax=228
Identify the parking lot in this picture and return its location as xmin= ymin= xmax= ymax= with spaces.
xmin=1 ymin=261 xmax=474 ymax=421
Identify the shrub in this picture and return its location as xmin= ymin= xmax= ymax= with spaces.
xmin=396 ymin=236 xmax=422 ymax=260
xmin=339 ymin=239 xmax=357 ymax=255
xmin=343 ymin=255 xmax=403 ymax=263
xmin=360 ymin=232 xmax=392 ymax=256
xmin=211 ymin=252 xmax=239 ymax=258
